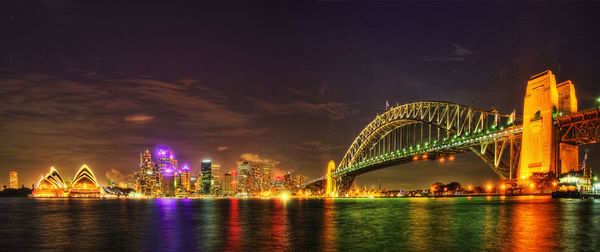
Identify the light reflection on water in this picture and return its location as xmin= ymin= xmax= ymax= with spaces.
xmin=0 ymin=196 xmax=599 ymax=251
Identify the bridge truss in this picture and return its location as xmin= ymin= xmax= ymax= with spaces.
xmin=556 ymin=108 xmax=600 ymax=145
xmin=304 ymin=101 xmax=523 ymax=194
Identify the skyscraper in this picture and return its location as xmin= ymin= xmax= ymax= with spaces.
xmin=201 ymin=160 xmax=212 ymax=194
xmin=236 ymin=161 xmax=250 ymax=193
xmin=283 ymin=172 xmax=292 ymax=190
xmin=295 ymin=175 xmax=304 ymax=190
xmin=262 ymin=165 xmax=272 ymax=191
xmin=181 ymin=164 xmax=191 ymax=191
xmin=222 ymin=173 xmax=234 ymax=196
xmin=212 ymin=164 xmax=221 ymax=194
xmin=135 ymin=148 xmax=158 ymax=196
xmin=158 ymin=146 xmax=175 ymax=196
xmin=9 ymin=171 xmax=17 ymax=189
xmin=251 ymin=164 xmax=261 ymax=194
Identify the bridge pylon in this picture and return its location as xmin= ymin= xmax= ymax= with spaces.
xmin=325 ymin=160 xmax=336 ymax=197
xmin=519 ymin=70 xmax=579 ymax=181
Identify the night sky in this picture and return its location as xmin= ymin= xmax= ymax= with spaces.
xmin=2 ymin=1 xmax=600 ymax=189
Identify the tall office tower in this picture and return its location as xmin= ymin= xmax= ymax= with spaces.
xmin=222 ymin=173 xmax=234 ymax=196
xmin=158 ymin=146 xmax=175 ymax=196
xmin=158 ymin=146 xmax=171 ymax=172
xmin=262 ymin=165 xmax=272 ymax=191
xmin=9 ymin=171 xmax=17 ymax=189
xmin=236 ymin=161 xmax=250 ymax=193
xmin=295 ymin=175 xmax=304 ymax=190
xmin=283 ymin=172 xmax=292 ymax=190
xmin=136 ymin=148 xmax=157 ymax=195
xmin=171 ymin=154 xmax=179 ymax=189
xmin=211 ymin=164 xmax=222 ymax=194
xmin=171 ymin=158 xmax=178 ymax=172
xmin=175 ymin=171 xmax=182 ymax=190
xmin=181 ymin=164 xmax=191 ymax=191
xmin=251 ymin=164 xmax=261 ymax=194
xmin=212 ymin=164 xmax=221 ymax=177
xmin=160 ymin=170 xmax=175 ymax=197
xmin=201 ymin=160 xmax=212 ymax=194
xmin=189 ymin=176 xmax=197 ymax=191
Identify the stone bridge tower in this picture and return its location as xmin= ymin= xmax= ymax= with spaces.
xmin=518 ymin=70 xmax=578 ymax=181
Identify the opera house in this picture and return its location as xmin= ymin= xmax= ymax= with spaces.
xmin=32 ymin=165 xmax=105 ymax=198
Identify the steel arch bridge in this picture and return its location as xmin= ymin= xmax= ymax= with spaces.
xmin=303 ymin=101 xmax=524 ymax=194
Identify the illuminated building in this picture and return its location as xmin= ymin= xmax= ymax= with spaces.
xmin=283 ymin=172 xmax=292 ymax=190
xmin=157 ymin=146 xmax=175 ymax=196
xmin=201 ymin=160 xmax=212 ymax=194
xmin=222 ymin=173 xmax=235 ymax=195
xmin=157 ymin=146 xmax=171 ymax=172
xmin=236 ymin=161 xmax=250 ymax=193
xmin=32 ymin=167 xmax=67 ymax=197
xmin=212 ymin=164 xmax=221 ymax=194
xmin=69 ymin=165 xmax=104 ymax=197
xmin=251 ymin=164 xmax=261 ymax=194
xmin=190 ymin=176 xmax=197 ymax=191
xmin=262 ymin=165 xmax=272 ymax=191
xmin=161 ymin=169 xmax=175 ymax=197
xmin=294 ymin=175 xmax=304 ymax=190
xmin=9 ymin=171 xmax=18 ymax=189
xmin=181 ymin=164 xmax=191 ymax=191
xmin=135 ymin=148 xmax=159 ymax=196
xmin=32 ymin=165 xmax=103 ymax=198
xmin=273 ymin=176 xmax=284 ymax=190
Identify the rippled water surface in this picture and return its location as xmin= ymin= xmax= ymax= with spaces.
xmin=1 ymin=196 xmax=599 ymax=251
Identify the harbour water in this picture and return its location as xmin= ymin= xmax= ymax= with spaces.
xmin=0 ymin=196 xmax=599 ymax=251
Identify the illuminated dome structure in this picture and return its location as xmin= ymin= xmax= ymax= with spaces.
xmin=69 ymin=165 xmax=104 ymax=197
xmin=31 ymin=165 xmax=105 ymax=198
xmin=32 ymin=167 xmax=68 ymax=197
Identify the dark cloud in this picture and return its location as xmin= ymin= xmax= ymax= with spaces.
xmin=421 ymin=44 xmax=476 ymax=63
xmin=250 ymin=98 xmax=355 ymax=120
xmin=0 ymin=71 xmax=266 ymax=184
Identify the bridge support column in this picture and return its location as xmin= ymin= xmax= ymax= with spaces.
xmin=519 ymin=71 xmax=579 ymax=181
xmin=556 ymin=81 xmax=578 ymax=174
xmin=519 ymin=71 xmax=559 ymax=180
xmin=325 ymin=160 xmax=336 ymax=197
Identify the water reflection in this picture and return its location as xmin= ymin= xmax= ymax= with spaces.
xmin=225 ymin=199 xmax=242 ymax=250
xmin=509 ymin=196 xmax=559 ymax=251
xmin=322 ymin=198 xmax=336 ymax=251
xmin=0 ymin=197 xmax=599 ymax=250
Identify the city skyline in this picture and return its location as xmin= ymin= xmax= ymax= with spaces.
xmin=2 ymin=2 xmax=600 ymax=189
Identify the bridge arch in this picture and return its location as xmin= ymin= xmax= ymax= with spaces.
xmin=324 ymin=101 xmax=523 ymax=193
xmin=340 ymin=102 xmax=514 ymax=168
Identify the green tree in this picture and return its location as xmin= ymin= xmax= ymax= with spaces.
xmin=529 ymin=172 xmax=556 ymax=192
